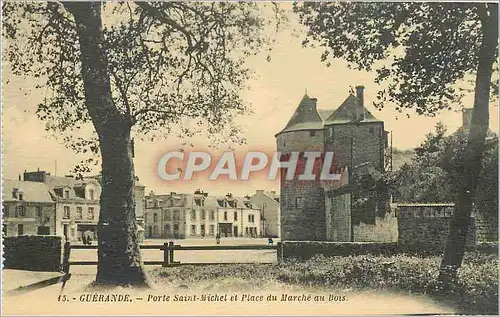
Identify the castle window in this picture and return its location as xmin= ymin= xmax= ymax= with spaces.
xmin=310 ymin=130 xmax=316 ymax=137
xmin=295 ymin=197 xmax=304 ymax=209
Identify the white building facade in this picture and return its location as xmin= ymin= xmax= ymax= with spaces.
xmin=145 ymin=190 xmax=262 ymax=239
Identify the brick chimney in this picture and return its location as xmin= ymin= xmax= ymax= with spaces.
xmin=462 ymin=108 xmax=473 ymax=130
xmin=356 ymin=85 xmax=365 ymax=121
xmin=23 ymin=170 xmax=47 ymax=183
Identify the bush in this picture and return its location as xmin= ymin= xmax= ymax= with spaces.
xmin=152 ymin=252 xmax=498 ymax=314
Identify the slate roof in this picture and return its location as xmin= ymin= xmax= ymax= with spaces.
xmin=277 ymin=92 xmax=383 ymax=136
xmin=324 ymin=94 xmax=382 ymax=125
xmin=2 ymin=180 xmax=54 ymax=203
xmin=277 ymin=94 xmax=324 ymax=134
xmin=147 ymin=193 xmax=260 ymax=210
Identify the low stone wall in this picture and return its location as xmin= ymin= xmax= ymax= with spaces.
xmin=3 ymin=235 xmax=62 ymax=271
xmin=281 ymin=240 xmax=498 ymax=260
xmin=396 ymin=204 xmax=477 ymax=252
xmin=282 ymin=241 xmax=398 ymax=260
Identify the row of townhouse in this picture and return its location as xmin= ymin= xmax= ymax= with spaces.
xmin=2 ymin=170 xmax=146 ymax=242
xmin=144 ymin=189 xmax=281 ymax=239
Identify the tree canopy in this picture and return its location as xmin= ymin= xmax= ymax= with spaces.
xmin=390 ymin=123 xmax=498 ymax=217
xmin=3 ymin=2 xmax=281 ymax=172
xmin=294 ymin=2 xmax=498 ymax=114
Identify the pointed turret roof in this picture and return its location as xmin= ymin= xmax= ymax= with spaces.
xmin=277 ymin=94 xmax=324 ymax=135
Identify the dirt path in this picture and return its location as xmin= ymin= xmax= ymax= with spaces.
xmin=2 ymin=272 xmax=455 ymax=316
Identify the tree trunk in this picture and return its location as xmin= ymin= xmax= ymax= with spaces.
xmin=63 ymin=2 xmax=148 ymax=287
xmin=437 ymin=3 xmax=498 ymax=290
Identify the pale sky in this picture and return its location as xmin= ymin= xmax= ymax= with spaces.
xmin=2 ymin=5 xmax=498 ymax=197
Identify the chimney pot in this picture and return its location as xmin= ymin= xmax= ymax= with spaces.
xmin=355 ymin=85 xmax=365 ymax=121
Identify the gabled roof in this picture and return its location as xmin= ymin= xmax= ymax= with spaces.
xmin=318 ymin=109 xmax=335 ymax=121
xmin=325 ymin=94 xmax=382 ymax=125
xmin=2 ymin=180 xmax=54 ymax=203
xmin=277 ymin=94 xmax=324 ymax=134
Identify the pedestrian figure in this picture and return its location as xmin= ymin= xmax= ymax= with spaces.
xmin=268 ymin=237 xmax=274 ymax=245
xmin=216 ymin=233 xmax=220 ymax=245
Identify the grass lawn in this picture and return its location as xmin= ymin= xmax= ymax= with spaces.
xmin=150 ymin=252 xmax=498 ymax=315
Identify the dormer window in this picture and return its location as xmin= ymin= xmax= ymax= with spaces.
xmin=18 ymin=193 xmax=24 ymax=201
xmin=64 ymin=190 xmax=70 ymax=199
xmin=89 ymin=189 xmax=95 ymax=200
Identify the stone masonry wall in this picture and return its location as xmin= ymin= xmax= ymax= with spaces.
xmin=277 ymin=130 xmax=326 ymax=241
xmin=397 ymin=204 xmax=476 ymax=252
xmin=324 ymin=122 xmax=385 ymax=170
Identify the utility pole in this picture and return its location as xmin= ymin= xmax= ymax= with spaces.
xmin=390 ymin=131 xmax=393 ymax=172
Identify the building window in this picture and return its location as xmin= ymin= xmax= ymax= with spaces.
xmin=195 ymin=199 xmax=204 ymax=207
xmin=37 ymin=226 xmax=50 ymax=235
xmin=248 ymin=214 xmax=255 ymax=223
xmin=201 ymin=210 xmax=206 ymax=220
xmin=76 ymin=206 xmax=83 ymax=219
xmin=153 ymin=213 xmax=158 ymax=222
xmin=164 ymin=224 xmax=171 ymax=236
xmin=36 ymin=206 xmax=42 ymax=218
xmin=234 ymin=211 xmax=238 ymax=221
xmin=209 ymin=224 xmax=215 ymax=236
xmin=17 ymin=224 xmax=24 ymax=235
xmin=3 ymin=205 xmax=9 ymax=217
xmin=88 ymin=207 xmax=95 ymax=220
xmin=64 ymin=190 xmax=70 ymax=199
xmin=16 ymin=206 xmax=25 ymax=217
xmin=153 ymin=225 xmax=158 ymax=236
xmin=224 ymin=211 xmax=228 ymax=221
xmin=190 ymin=210 xmax=196 ymax=221
xmin=369 ymin=127 xmax=374 ymax=134
xmin=191 ymin=225 xmax=196 ymax=236
xmin=154 ymin=200 xmax=159 ymax=208
xmin=209 ymin=210 xmax=215 ymax=221
xmin=63 ymin=206 xmax=70 ymax=219
xmin=18 ymin=193 xmax=24 ymax=201
xmin=89 ymin=189 xmax=95 ymax=200
xmin=310 ymin=130 xmax=316 ymax=137
xmin=165 ymin=210 xmax=171 ymax=221
xmin=200 ymin=224 xmax=205 ymax=236
xmin=173 ymin=210 xmax=180 ymax=220
xmin=296 ymin=197 xmax=304 ymax=209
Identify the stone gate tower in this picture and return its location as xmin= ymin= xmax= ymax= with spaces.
xmin=276 ymin=87 xmax=389 ymax=241
xmin=275 ymin=94 xmax=327 ymax=240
